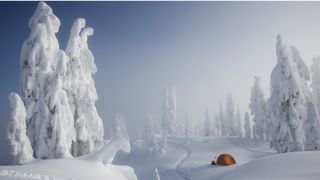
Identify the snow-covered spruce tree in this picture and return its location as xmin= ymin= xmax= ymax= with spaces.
xmin=161 ymin=86 xmax=177 ymax=135
xmin=203 ymin=108 xmax=212 ymax=136
xmin=250 ymin=76 xmax=267 ymax=141
xmin=7 ymin=93 xmax=34 ymax=165
xmin=270 ymin=35 xmax=311 ymax=153
xmin=214 ymin=114 xmax=220 ymax=136
xmin=218 ymin=102 xmax=226 ymax=136
xmin=112 ymin=113 xmax=129 ymax=141
xmin=153 ymin=168 xmax=160 ymax=180
xmin=146 ymin=113 xmax=161 ymax=152
xmin=146 ymin=112 xmax=156 ymax=137
xmin=265 ymin=98 xmax=273 ymax=142
xmin=244 ymin=112 xmax=251 ymax=138
xmin=225 ymin=94 xmax=236 ymax=136
xmin=304 ymin=102 xmax=320 ymax=151
xmin=311 ymin=56 xmax=320 ymax=118
xmin=65 ymin=18 xmax=104 ymax=156
xmin=20 ymin=2 xmax=75 ymax=159
xmin=184 ymin=112 xmax=194 ymax=137
xmin=235 ymin=105 xmax=242 ymax=136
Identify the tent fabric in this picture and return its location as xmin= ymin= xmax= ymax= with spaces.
xmin=216 ymin=154 xmax=236 ymax=166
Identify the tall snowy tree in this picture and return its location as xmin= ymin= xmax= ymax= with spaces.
xmin=311 ymin=56 xmax=320 ymax=118
xmin=304 ymin=102 xmax=320 ymax=151
xmin=213 ymin=114 xmax=220 ymax=136
xmin=161 ymin=86 xmax=177 ymax=135
xmin=244 ymin=112 xmax=251 ymax=138
xmin=218 ymin=102 xmax=226 ymax=136
xmin=225 ymin=94 xmax=236 ymax=136
xmin=203 ymin=108 xmax=212 ymax=136
xmin=20 ymin=2 xmax=75 ymax=159
xmin=235 ymin=105 xmax=242 ymax=136
xmin=250 ymin=76 xmax=267 ymax=141
xmin=270 ymin=35 xmax=311 ymax=153
xmin=65 ymin=18 xmax=104 ymax=156
xmin=7 ymin=93 xmax=34 ymax=165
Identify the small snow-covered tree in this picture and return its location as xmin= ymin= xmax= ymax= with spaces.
xmin=146 ymin=112 xmax=156 ymax=136
xmin=20 ymin=2 xmax=75 ymax=159
xmin=112 ymin=113 xmax=129 ymax=141
xmin=213 ymin=114 xmax=220 ymax=136
xmin=311 ymin=56 xmax=320 ymax=118
xmin=225 ymin=94 xmax=236 ymax=136
xmin=203 ymin=108 xmax=212 ymax=136
xmin=184 ymin=113 xmax=194 ymax=137
xmin=161 ymin=86 xmax=177 ymax=135
xmin=270 ymin=35 xmax=311 ymax=153
xmin=244 ymin=112 xmax=251 ymax=138
xmin=218 ymin=102 xmax=226 ymax=136
xmin=65 ymin=18 xmax=104 ymax=156
xmin=7 ymin=93 xmax=34 ymax=165
xmin=153 ymin=168 xmax=161 ymax=180
xmin=304 ymin=102 xmax=320 ymax=151
xmin=235 ymin=105 xmax=242 ymax=136
xmin=250 ymin=76 xmax=267 ymax=141
xmin=146 ymin=113 xmax=161 ymax=153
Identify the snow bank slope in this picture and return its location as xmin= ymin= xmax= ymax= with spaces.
xmin=222 ymin=151 xmax=320 ymax=180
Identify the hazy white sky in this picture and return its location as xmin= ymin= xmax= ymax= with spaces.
xmin=92 ymin=2 xmax=320 ymax=136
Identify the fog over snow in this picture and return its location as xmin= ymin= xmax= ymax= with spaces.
xmin=2 ymin=1 xmax=320 ymax=164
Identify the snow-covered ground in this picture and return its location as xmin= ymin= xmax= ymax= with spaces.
xmin=114 ymin=136 xmax=320 ymax=180
xmin=0 ymin=158 xmax=135 ymax=180
xmin=1 ymin=136 xmax=320 ymax=180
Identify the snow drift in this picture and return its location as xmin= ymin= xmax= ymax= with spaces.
xmin=0 ymin=136 xmax=137 ymax=180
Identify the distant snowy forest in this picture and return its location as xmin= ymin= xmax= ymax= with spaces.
xmin=144 ymin=34 xmax=320 ymax=155
xmin=4 ymin=1 xmax=320 ymax=172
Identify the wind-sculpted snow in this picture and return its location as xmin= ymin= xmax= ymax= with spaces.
xmin=82 ymin=115 xmax=130 ymax=165
xmin=82 ymin=138 xmax=130 ymax=165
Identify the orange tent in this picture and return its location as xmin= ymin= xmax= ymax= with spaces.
xmin=215 ymin=154 xmax=236 ymax=166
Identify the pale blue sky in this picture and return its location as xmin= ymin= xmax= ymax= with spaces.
xmin=1 ymin=1 xmax=320 ymax=163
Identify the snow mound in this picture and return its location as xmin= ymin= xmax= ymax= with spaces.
xmin=222 ymin=151 xmax=320 ymax=180
xmin=0 ymin=137 xmax=136 ymax=180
